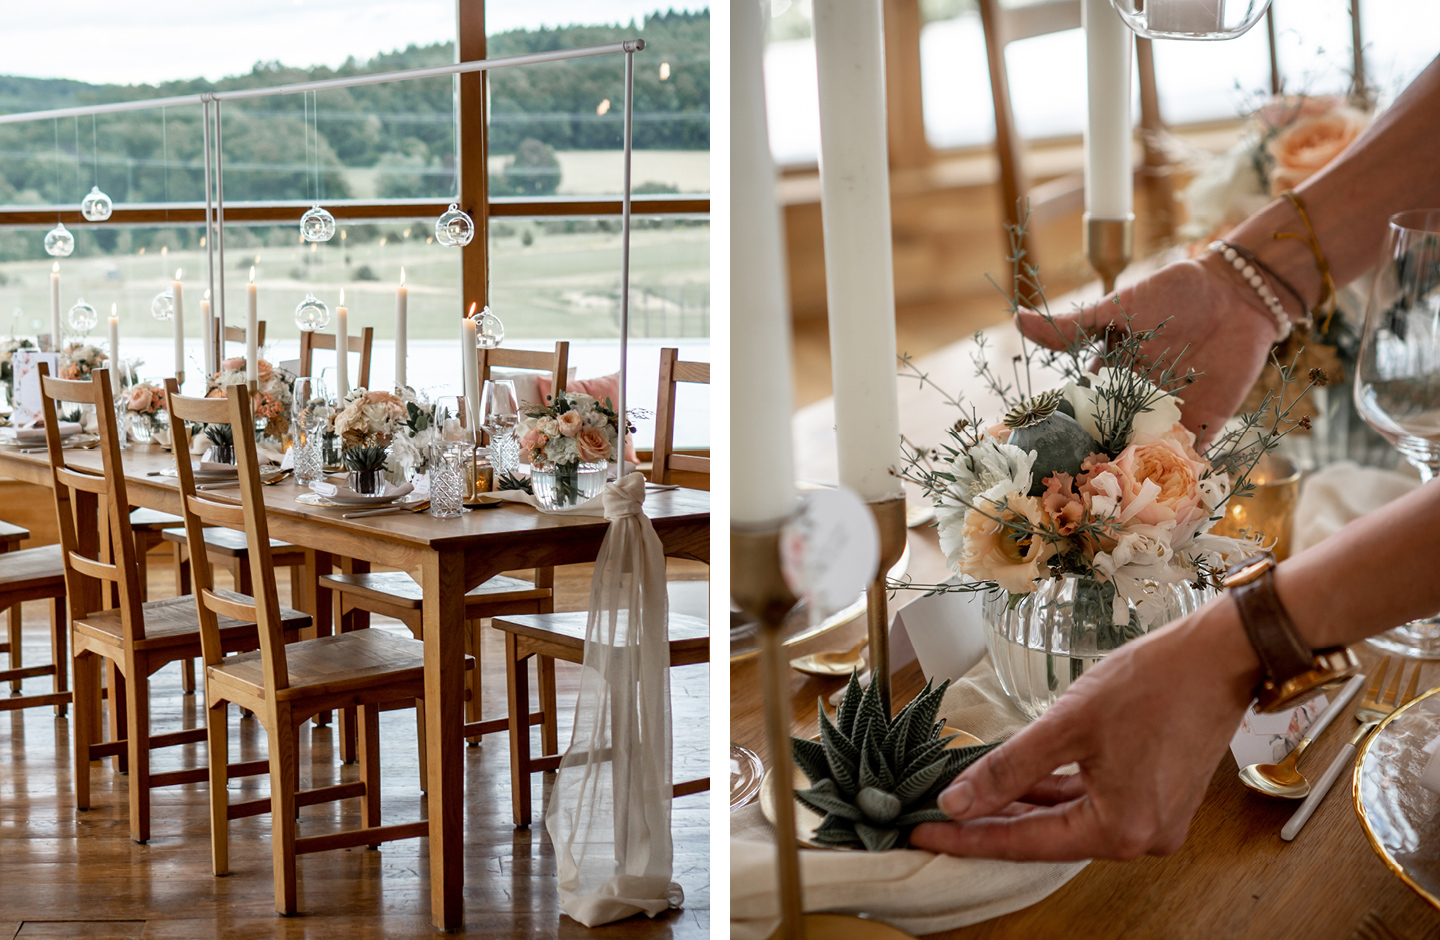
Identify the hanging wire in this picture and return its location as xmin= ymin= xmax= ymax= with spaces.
xmin=303 ymin=90 xmax=311 ymax=201
xmin=73 ymin=117 xmax=81 ymax=194
xmin=313 ymin=90 xmax=323 ymax=202
xmin=53 ymin=119 xmax=62 ymax=218
xmin=161 ymin=108 xmax=170 ymax=207
xmin=91 ymin=115 xmax=98 ymax=187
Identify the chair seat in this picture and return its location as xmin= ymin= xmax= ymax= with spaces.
xmin=160 ymin=527 xmax=300 ymax=558
xmin=0 ymin=543 xmax=66 ymax=591
xmin=129 ymin=508 xmax=183 ymax=531
xmin=0 ymin=520 xmax=30 ymax=547
xmin=319 ymin=570 xmax=550 ymax=611
xmin=492 ymin=611 xmax=709 ymax=663
xmin=74 ymin=592 xmax=311 ymax=652
xmin=209 ymin=629 xmax=470 ymax=703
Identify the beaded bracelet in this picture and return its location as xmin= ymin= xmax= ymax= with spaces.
xmin=1209 ymin=240 xmax=1293 ymax=342
xmin=1276 ymin=190 xmax=1338 ymax=331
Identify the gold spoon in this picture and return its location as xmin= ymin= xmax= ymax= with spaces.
xmin=789 ymin=635 xmax=869 ymax=678
xmin=1238 ymin=672 xmax=1366 ymax=799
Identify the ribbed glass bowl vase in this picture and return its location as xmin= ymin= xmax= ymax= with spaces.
xmin=983 ymin=575 xmax=1213 ymax=721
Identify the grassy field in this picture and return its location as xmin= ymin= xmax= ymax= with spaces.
xmin=0 ymin=220 xmax=709 ymax=347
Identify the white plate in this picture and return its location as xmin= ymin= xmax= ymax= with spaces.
xmin=297 ymin=490 xmax=426 ymax=508
xmin=0 ymin=422 xmax=83 ymax=445
xmin=159 ymin=466 xmax=240 ymax=481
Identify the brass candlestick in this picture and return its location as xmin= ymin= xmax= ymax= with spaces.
xmin=733 ymin=520 xmax=915 ymax=940
xmin=1084 ymin=214 xmax=1135 ymax=296
xmin=865 ymin=496 xmax=908 ymax=720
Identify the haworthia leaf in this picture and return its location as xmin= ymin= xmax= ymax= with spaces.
xmin=856 ymin=786 xmax=902 ymax=824
xmin=859 ymin=726 xmax=895 ymax=793
xmin=900 ymin=734 xmax=960 ymax=781
xmin=836 ymin=671 xmax=863 ymax=738
xmin=894 ymin=807 xmax=951 ymax=827
xmin=795 ymin=780 xmax=865 ymax=821
xmin=818 ymin=706 xmax=859 ymax=797
xmin=893 ymin=752 xmax=954 ymax=805
xmin=791 ymin=736 xmax=830 ymax=786
xmin=922 ymin=742 xmax=1002 ymax=803
xmin=856 ymin=822 xmax=900 ymax=853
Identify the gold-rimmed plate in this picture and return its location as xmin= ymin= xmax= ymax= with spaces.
xmin=1354 ymin=683 xmax=1440 ymax=912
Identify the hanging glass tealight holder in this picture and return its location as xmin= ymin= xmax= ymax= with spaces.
xmin=44 ymin=222 xmax=75 ymax=258
xmin=150 ymin=289 xmax=176 ymax=321
xmin=1108 ymin=0 xmax=1271 ymax=40
xmin=294 ymin=292 xmax=331 ymax=331
xmin=300 ymin=204 xmax=336 ymax=243
xmin=472 ymin=305 xmax=505 ymax=349
xmin=80 ymin=186 xmax=113 ymax=222
xmin=435 ymin=204 xmax=475 ymax=247
xmin=67 ymin=299 xmax=98 ymax=334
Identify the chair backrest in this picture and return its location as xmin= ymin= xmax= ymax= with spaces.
xmin=977 ymin=0 xmax=1172 ymax=253
xmin=38 ymin=366 xmax=146 ymax=638
xmin=166 ymin=380 xmax=289 ymax=689
xmin=476 ymin=342 xmax=570 ymax=398
xmin=221 ymin=319 xmax=267 ymax=349
xmin=652 ymin=348 xmax=709 ymax=485
xmin=299 ymin=327 xmax=375 ymax=389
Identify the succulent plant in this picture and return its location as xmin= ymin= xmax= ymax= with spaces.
xmin=200 ymin=422 xmax=234 ymax=445
xmin=342 ymin=445 xmax=389 ymax=471
xmin=1005 ymin=395 xmax=1101 ymax=496
xmin=497 ymin=470 xmax=533 ymax=494
xmin=791 ymin=672 xmax=999 ymax=852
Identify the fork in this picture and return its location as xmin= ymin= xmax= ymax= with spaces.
xmin=1282 ymin=656 xmax=1423 ymax=841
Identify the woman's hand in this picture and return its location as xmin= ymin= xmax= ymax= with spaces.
xmin=910 ymin=599 xmax=1259 ymax=861
xmin=1017 ymin=256 xmax=1281 ymax=444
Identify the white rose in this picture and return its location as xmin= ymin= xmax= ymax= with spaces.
xmin=1064 ymin=370 xmax=1183 ymax=447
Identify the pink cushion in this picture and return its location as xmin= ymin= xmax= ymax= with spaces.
xmin=536 ymin=372 xmax=640 ymax=464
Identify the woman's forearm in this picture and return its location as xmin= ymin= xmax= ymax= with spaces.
xmin=1275 ymin=479 xmax=1440 ymax=649
xmin=1226 ymin=56 xmax=1440 ymax=315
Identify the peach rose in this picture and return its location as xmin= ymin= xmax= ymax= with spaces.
xmin=957 ymin=494 xmax=1053 ymax=594
xmin=1080 ymin=423 xmax=1210 ymax=545
xmin=220 ymin=357 xmax=246 ymax=372
xmin=574 ymin=427 xmax=611 ymax=462
xmin=123 ymin=384 xmax=159 ymax=413
xmin=59 ymin=364 xmax=80 ymax=380
xmin=256 ymin=359 xmax=273 ymax=381
xmin=1267 ymin=105 xmax=1367 ymax=194
xmin=520 ymin=427 xmax=548 ymax=452
xmin=556 ymin=411 xmax=583 ymax=438
xmin=1040 ymin=472 xmax=1085 ymax=538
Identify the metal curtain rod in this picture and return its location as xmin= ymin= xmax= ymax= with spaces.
xmin=0 ymin=40 xmax=644 ymax=126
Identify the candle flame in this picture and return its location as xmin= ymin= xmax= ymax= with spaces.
xmin=175 ymin=268 xmax=183 ymax=280
xmin=400 ymin=267 xmax=406 ymax=287
xmin=659 ymin=62 xmax=670 ymax=80
xmin=249 ymin=266 xmax=255 ymax=283
xmin=161 ymin=246 xmax=168 ymax=257
xmin=199 ymin=236 xmax=206 ymax=248
xmin=468 ymin=302 xmax=477 ymax=318
xmin=379 ymin=237 xmax=387 ymax=247
xmin=51 ymin=261 xmax=59 ymax=273
xmin=597 ymin=98 xmax=611 ymax=115
xmin=111 ymin=303 xmax=118 ymax=315
xmin=138 ymin=247 xmax=146 ymax=256
xmin=204 ymin=288 xmax=211 ymax=301
xmin=339 ymin=289 xmax=345 ymax=306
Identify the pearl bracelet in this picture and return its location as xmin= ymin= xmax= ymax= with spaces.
xmin=1209 ymin=240 xmax=1293 ymax=343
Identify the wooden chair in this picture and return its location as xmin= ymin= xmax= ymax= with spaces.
xmin=319 ymin=342 xmax=568 ymax=758
xmin=651 ymin=349 xmax=710 ymax=486
xmin=978 ymin=0 xmax=1175 ymax=261
xmin=167 ymin=379 xmax=460 ymax=915
xmin=492 ymin=348 xmax=710 ymax=826
xmin=299 ymin=327 xmax=374 ymax=389
xmin=39 ymin=365 xmax=311 ymax=844
xmin=220 ymin=320 xmax=266 ymax=349
xmin=0 ymin=519 xmax=68 ymax=713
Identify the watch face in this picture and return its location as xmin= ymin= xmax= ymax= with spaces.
xmin=1224 ymin=557 xmax=1272 ymax=588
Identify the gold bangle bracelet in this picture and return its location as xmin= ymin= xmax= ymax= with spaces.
xmin=1274 ymin=190 xmax=1338 ymax=331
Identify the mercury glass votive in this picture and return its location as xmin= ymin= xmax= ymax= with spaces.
xmin=1211 ymin=453 xmax=1301 ymax=560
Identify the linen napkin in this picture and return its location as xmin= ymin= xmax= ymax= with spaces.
xmin=0 ymin=421 xmax=82 ymax=443
xmin=483 ymin=486 xmax=608 ymax=516
xmin=730 ymin=656 xmax=1088 ymax=939
xmin=1291 ymin=459 xmax=1420 ymax=554
xmin=309 ymin=480 xmax=414 ymax=501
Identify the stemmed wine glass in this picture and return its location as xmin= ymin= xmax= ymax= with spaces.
xmin=1354 ymin=208 xmax=1440 ymax=657
xmin=291 ymin=376 xmax=329 ymax=484
xmin=480 ymin=379 xmax=520 ymax=475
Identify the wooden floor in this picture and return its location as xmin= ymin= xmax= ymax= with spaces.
xmin=0 ymin=557 xmax=710 ymax=939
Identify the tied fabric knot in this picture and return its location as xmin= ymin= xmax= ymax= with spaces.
xmin=602 ymin=471 xmax=648 ymax=521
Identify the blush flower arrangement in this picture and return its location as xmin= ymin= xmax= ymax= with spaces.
xmin=333 ymin=388 xmax=407 ymax=476
xmin=59 ymin=342 xmax=108 ymax=381
xmin=517 ymin=391 xmax=621 ymax=506
xmin=121 ymin=381 xmax=168 ymax=433
xmin=207 ymin=358 xmax=296 ymax=439
xmin=899 ymin=224 xmax=1322 ymax=633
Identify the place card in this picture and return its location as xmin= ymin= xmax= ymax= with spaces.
xmin=1229 ymin=694 xmax=1331 ymax=769
xmin=11 ymin=350 xmax=59 ymax=427
xmin=779 ymin=486 xmax=878 ymax=622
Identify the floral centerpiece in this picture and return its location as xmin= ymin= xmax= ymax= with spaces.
xmin=901 ymin=248 xmax=1320 ymax=718
xmin=387 ymin=386 xmax=439 ymax=481
xmin=59 ymin=342 xmax=108 ymax=381
xmin=121 ymin=381 xmax=168 ymax=443
xmin=333 ymin=388 xmax=407 ymax=494
xmin=517 ymin=390 xmax=620 ymax=508
xmin=207 ymin=358 xmax=295 ymax=442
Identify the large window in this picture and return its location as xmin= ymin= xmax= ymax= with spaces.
xmin=0 ymin=1 xmax=711 ymax=447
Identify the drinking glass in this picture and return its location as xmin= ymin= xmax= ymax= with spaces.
xmin=291 ymin=376 xmax=329 ymax=485
xmin=480 ymin=379 xmax=520 ymax=475
xmin=1355 ymin=208 xmax=1440 ymax=657
xmin=429 ymin=440 xmax=468 ymax=518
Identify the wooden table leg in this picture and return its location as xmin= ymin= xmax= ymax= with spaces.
xmin=421 ymin=547 xmax=465 ymax=931
xmin=308 ymin=549 xmax=333 ymax=729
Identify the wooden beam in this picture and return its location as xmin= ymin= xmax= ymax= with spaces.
xmin=457 ymin=0 xmax=490 ymax=313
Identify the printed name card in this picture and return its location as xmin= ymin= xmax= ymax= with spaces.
xmin=12 ymin=351 xmax=59 ymax=427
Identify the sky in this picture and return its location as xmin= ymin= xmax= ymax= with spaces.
xmin=2 ymin=1 xmax=707 ymax=87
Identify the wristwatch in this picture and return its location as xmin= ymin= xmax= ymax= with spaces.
xmin=1223 ymin=553 xmax=1358 ymax=713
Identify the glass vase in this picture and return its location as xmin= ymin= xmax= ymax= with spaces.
xmin=348 ymin=466 xmax=387 ymax=496
xmin=530 ymin=460 xmax=607 ymax=510
xmin=128 ymin=413 xmax=153 ymax=444
xmin=983 ymin=575 xmax=1212 ymax=721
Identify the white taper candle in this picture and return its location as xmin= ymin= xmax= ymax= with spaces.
xmin=246 ymin=267 xmax=259 ymax=385
xmin=108 ymin=306 xmax=121 ymax=396
xmin=336 ymin=290 xmax=350 ymax=398
xmin=813 ymin=0 xmax=903 ymax=502
xmin=1083 ymin=0 xmax=1135 ymax=220
xmin=395 ymin=268 xmax=408 ymax=390
xmin=172 ymin=269 xmax=185 ymax=380
xmin=49 ymin=263 xmax=61 ymax=352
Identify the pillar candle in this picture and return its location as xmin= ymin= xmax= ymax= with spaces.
xmin=813 ymin=0 xmax=903 ymax=502
xmin=49 ymin=262 xmax=61 ymax=352
xmin=201 ymin=290 xmax=213 ymax=378
xmin=395 ymin=268 xmax=408 ymax=390
xmin=1083 ymin=0 xmax=1134 ymax=220
xmin=246 ymin=267 xmax=259 ymax=385
xmin=336 ymin=290 xmax=350 ymax=398
xmin=462 ymin=305 xmax=479 ymax=433
xmin=732 ymin=0 xmax=797 ymax=525
xmin=172 ymin=269 xmax=185 ymax=379
xmin=108 ymin=306 xmax=121 ymax=396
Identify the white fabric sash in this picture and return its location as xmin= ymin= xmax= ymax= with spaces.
xmin=545 ymin=471 xmax=684 ymax=926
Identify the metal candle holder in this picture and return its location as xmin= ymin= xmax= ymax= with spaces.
xmin=865 ymin=496 xmax=908 ymax=719
xmin=1084 ymin=214 xmax=1135 ymax=295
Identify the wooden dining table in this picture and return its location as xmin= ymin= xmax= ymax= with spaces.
xmin=0 ymin=441 xmax=709 ymax=931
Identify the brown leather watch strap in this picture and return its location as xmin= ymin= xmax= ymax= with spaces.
xmin=1229 ymin=562 xmax=1314 ymax=686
